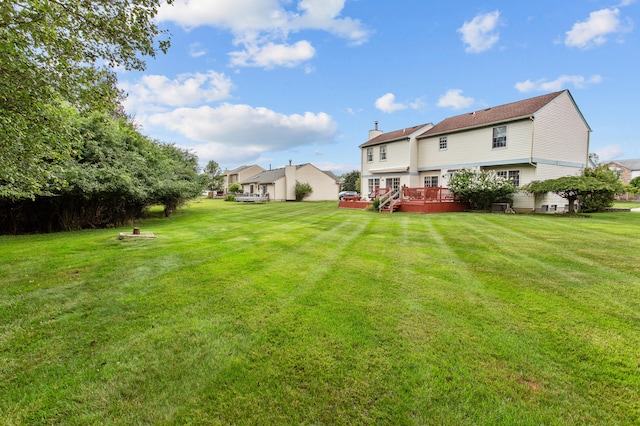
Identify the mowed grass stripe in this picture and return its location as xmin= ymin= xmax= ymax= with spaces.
xmin=1 ymin=201 xmax=639 ymax=424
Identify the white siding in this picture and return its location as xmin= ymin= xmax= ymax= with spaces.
xmin=274 ymin=178 xmax=286 ymax=202
xmin=294 ymin=164 xmax=340 ymax=201
xmin=532 ymin=92 xmax=590 ymax=165
xmin=362 ymin=140 xmax=410 ymax=175
xmin=418 ymin=120 xmax=533 ymax=168
xmin=535 ymin=163 xmax=582 ymax=181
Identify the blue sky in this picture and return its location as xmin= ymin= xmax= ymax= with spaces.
xmin=118 ymin=0 xmax=639 ymax=174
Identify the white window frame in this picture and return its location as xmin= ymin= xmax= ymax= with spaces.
xmin=379 ymin=145 xmax=387 ymax=161
xmin=439 ymin=136 xmax=447 ymax=150
xmin=424 ymin=176 xmax=439 ymax=187
xmin=366 ymin=147 xmax=373 ymax=163
xmin=496 ymin=170 xmax=520 ymax=187
xmin=508 ymin=170 xmax=520 ymax=187
xmin=492 ymin=125 xmax=507 ymax=149
xmin=387 ymin=177 xmax=400 ymax=191
xmin=368 ymin=178 xmax=380 ymax=196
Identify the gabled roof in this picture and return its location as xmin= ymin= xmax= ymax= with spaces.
xmin=242 ymin=168 xmax=286 ymax=184
xmin=360 ymin=123 xmax=433 ymax=148
xmin=607 ymin=158 xmax=640 ymax=171
xmin=225 ymin=164 xmax=262 ymax=175
xmin=322 ymin=170 xmax=340 ymax=181
xmin=419 ymin=90 xmax=577 ymax=138
xmin=240 ymin=163 xmax=340 ymax=185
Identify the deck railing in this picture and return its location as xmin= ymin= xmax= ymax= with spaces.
xmin=371 ymin=186 xmax=457 ymax=203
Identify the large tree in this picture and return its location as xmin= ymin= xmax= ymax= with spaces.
xmin=1 ymin=0 xmax=173 ymax=199
xmin=340 ymin=170 xmax=360 ymax=192
xmin=523 ymin=170 xmax=622 ymax=213
xmin=203 ymin=160 xmax=225 ymax=192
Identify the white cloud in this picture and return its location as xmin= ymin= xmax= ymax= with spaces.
xmin=120 ymin=71 xmax=234 ymax=114
xmin=189 ymin=42 xmax=207 ymax=58
xmin=374 ymin=93 xmax=424 ymax=114
xmin=147 ymin=103 xmax=338 ymax=164
xmin=157 ymin=0 xmax=370 ymax=68
xmin=458 ymin=11 xmax=501 ymax=53
xmin=229 ymin=40 xmax=315 ymax=68
xmin=290 ymin=0 xmax=370 ymax=46
xmin=437 ymin=89 xmax=475 ymax=109
xmin=565 ymin=8 xmax=632 ymax=49
xmin=515 ymin=75 xmax=603 ymax=93
xmin=596 ymin=144 xmax=624 ymax=161
xmin=375 ymin=93 xmax=407 ymax=113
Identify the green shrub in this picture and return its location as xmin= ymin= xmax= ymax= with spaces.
xmin=224 ymin=195 xmax=236 ymax=202
xmin=228 ymin=183 xmax=242 ymax=193
xmin=294 ymin=181 xmax=313 ymax=201
xmin=371 ymin=197 xmax=381 ymax=211
xmin=579 ymin=166 xmax=624 ymax=212
xmin=448 ymin=169 xmax=517 ymax=210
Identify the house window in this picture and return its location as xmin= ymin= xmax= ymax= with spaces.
xmin=508 ymin=170 xmax=520 ymax=187
xmin=386 ymin=177 xmax=400 ymax=191
xmin=368 ymin=178 xmax=380 ymax=196
xmin=492 ymin=125 xmax=507 ymax=148
xmin=380 ymin=145 xmax=387 ymax=161
xmin=496 ymin=170 xmax=520 ymax=187
xmin=439 ymin=136 xmax=447 ymax=150
xmin=424 ymin=176 xmax=439 ymax=187
xmin=366 ymin=147 xmax=373 ymax=163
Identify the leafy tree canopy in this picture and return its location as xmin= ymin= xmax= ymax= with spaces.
xmin=1 ymin=0 xmax=173 ymax=200
xmin=523 ymin=166 xmax=623 ymax=213
xmin=340 ymin=170 xmax=360 ymax=192
xmin=203 ymin=160 xmax=225 ymax=191
xmin=0 ymin=110 xmax=202 ymax=233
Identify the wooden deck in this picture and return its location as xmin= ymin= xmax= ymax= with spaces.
xmin=236 ymin=195 xmax=269 ymax=203
xmin=338 ymin=187 xmax=469 ymax=214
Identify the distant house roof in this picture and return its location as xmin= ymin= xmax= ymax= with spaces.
xmin=418 ymin=90 xmax=590 ymax=138
xmin=225 ymin=164 xmax=264 ymax=175
xmin=607 ymin=158 xmax=640 ymax=171
xmin=243 ymin=168 xmax=286 ymax=184
xmin=360 ymin=123 xmax=433 ymax=148
xmin=322 ymin=170 xmax=340 ymax=181
xmin=241 ymin=163 xmax=339 ymax=185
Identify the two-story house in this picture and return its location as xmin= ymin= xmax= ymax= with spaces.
xmin=223 ymin=165 xmax=265 ymax=193
xmin=360 ymin=90 xmax=591 ymax=212
xmin=604 ymin=159 xmax=640 ymax=184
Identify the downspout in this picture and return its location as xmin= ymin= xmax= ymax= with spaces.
xmin=529 ymin=115 xmax=537 ymax=171
xmin=529 ymin=115 xmax=538 ymax=213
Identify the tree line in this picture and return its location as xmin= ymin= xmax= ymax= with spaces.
xmin=0 ymin=109 xmax=202 ymax=233
xmin=0 ymin=0 xmax=208 ymax=234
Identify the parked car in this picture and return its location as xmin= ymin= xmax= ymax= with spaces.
xmin=338 ymin=191 xmax=359 ymax=200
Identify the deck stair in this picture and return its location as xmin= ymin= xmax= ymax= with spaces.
xmin=378 ymin=189 xmax=402 ymax=213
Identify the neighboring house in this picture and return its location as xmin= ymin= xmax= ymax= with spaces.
xmin=240 ymin=163 xmax=341 ymax=201
xmin=360 ymin=90 xmax=591 ymax=212
xmin=223 ymin=165 xmax=265 ymax=192
xmin=604 ymin=159 xmax=640 ymax=184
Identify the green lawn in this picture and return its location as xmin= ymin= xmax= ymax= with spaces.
xmin=1 ymin=200 xmax=639 ymax=425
